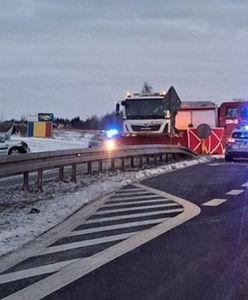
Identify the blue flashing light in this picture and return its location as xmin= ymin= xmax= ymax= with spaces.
xmin=106 ymin=129 xmax=119 ymax=138
xmin=244 ymin=125 xmax=248 ymax=131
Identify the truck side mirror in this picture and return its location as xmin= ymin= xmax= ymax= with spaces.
xmin=116 ymin=103 xmax=120 ymax=113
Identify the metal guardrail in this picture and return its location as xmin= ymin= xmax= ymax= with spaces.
xmin=0 ymin=145 xmax=196 ymax=192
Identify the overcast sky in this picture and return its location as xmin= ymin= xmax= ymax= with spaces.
xmin=0 ymin=0 xmax=248 ymax=120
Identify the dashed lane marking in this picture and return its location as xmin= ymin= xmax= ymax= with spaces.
xmin=241 ymin=183 xmax=248 ymax=188
xmin=67 ymin=218 xmax=170 ymax=237
xmin=202 ymin=199 xmax=227 ymax=207
xmin=225 ymin=189 xmax=244 ymax=196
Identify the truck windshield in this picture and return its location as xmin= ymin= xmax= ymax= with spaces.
xmin=125 ymin=99 xmax=167 ymax=119
xmin=240 ymin=105 xmax=248 ymax=119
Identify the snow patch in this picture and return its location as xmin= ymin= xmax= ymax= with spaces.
xmin=0 ymin=156 xmax=211 ymax=257
xmin=12 ymin=130 xmax=92 ymax=153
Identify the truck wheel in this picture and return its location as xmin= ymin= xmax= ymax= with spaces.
xmin=9 ymin=147 xmax=22 ymax=155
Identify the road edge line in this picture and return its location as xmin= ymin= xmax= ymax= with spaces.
xmin=0 ymin=193 xmax=112 ymax=274
xmin=3 ymin=184 xmax=201 ymax=300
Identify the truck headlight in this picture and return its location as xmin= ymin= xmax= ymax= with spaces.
xmin=105 ymin=140 xmax=116 ymax=151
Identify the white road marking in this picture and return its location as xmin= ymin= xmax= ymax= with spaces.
xmin=67 ymin=218 xmax=170 ymax=236
xmin=0 ymin=259 xmax=78 ymax=285
xmin=104 ymin=198 xmax=170 ymax=207
xmin=39 ymin=232 xmax=139 ymax=256
xmin=202 ymin=199 xmax=227 ymax=207
xmin=110 ymin=194 xmax=166 ymax=201
xmin=95 ymin=203 xmax=179 ymax=215
xmin=115 ymin=188 xmax=142 ymax=193
xmin=241 ymin=183 xmax=248 ymax=188
xmin=5 ymin=184 xmax=200 ymax=300
xmin=86 ymin=208 xmax=184 ymax=224
xmin=208 ymin=162 xmax=248 ymax=166
xmin=113 ymin=190 xmax=153 ymax=196
xmin=0 ymin=193 xmax=112 ymax=274
xmin=225 ymin=189 xmax=244 ymax=195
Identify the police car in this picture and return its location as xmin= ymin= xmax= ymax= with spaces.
xmin=225 ymin=127 xmax=248 ymax=161
xmin=0 ymin=138 xmax=30 ymax=156
xmin=88 ymin=129 xmax=119 ymax=151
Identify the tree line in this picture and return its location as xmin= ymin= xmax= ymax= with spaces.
xmin=54 ymin=111 xmax=122 ymax=130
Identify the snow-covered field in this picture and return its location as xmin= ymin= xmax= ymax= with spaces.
xmin=0 ymin=156 xmax=212 ymax=257
xmin=12 ymin=129 xmax=93 ymax=152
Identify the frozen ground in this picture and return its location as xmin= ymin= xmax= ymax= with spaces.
xmin=11 ymin=129 xmax=92 ymax=152
xmin=0 ymin=156 xmax=212 ymax=257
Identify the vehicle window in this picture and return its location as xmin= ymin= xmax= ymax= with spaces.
xmin=226 ymin=108 xmax=238 ymax=118
xmin=240 ymin=106 xmax=248 ymax=119
xmin=92 ymin=134 xmax=106 ymax=141
xmin=232 ymin=132 xmax=248 ymax=139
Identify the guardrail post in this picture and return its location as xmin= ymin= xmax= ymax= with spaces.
xmin=146 ymin=155 xmax=150 ymax=165
xmin=165 ymin=154 xmax=168 ymax=162
xmin=111 ymin=158 xmax=115 ymax=171
xmin=23 ymin=172 xmax=29 ymax=192
xmin=99 ymin=160 xmax=103 ymax=173
xmin=130 ymin=157 xmax=135 ymax=168
xmin=172 ymin=153 xmax=177 ymax=160
xmin=139 ymin=156 xmax=143 ymax=168
xmin=154 ymin=154 xmax=158 ymax=166
xmin=159 ymin=154 xmax=163 ymax=162
xmin=59 ymin=166 xmax=64 ymax=181
xmin=37 ymin=169 xmax=43 ymax=192
xmin=121 ymin=158 xmax=125 ymax=171
xmin=71 ymin=164 xmax=77 ymax=183
xmin=87 ymin=161 xmax=92 ymax=174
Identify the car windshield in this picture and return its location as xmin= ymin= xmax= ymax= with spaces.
xmin=92 ymin=133 xmax=107 ymax=141
xmin=125 ymin=99 xmax=167 ymax=119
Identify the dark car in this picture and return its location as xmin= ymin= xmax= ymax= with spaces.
xmin=88 ymin=132 xmax=108 ymax=148
xmin=225 ymin=128 xmax=248 ymax=161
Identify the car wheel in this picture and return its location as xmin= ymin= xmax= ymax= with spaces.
xmin=9 ymin=147 xmax=22 ymax=155
xmin=225 ymin=154 xmax=232 ymax=162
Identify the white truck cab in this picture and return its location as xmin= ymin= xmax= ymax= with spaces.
xmin=116 ymin=86 xmax=181 ymax=136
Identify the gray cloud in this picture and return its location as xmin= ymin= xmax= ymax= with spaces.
xmin=0 ymin=0 xmax=248 ymax=119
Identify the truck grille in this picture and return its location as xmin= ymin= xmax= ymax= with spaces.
xmin=131 ymin=125 xmax=161 ymax=131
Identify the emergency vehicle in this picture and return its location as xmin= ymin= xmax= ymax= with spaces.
xmin=113 ymin=88 xmax=248 ymax=155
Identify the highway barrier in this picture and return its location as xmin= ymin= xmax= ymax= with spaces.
xmin=0 ymin=145 xmax=196 ymax=192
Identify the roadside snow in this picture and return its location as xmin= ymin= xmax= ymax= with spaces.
xmin=11 ymin=130 xmax=91 ymax=152
xmin=0 ymin=156 xmax=211 ymax=257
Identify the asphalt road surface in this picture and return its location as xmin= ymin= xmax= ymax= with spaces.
xmin=2 ymin=159 xmax=248 ymax=300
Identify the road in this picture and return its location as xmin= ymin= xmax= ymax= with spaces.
xmin=1 ymin=159 xmax=248 ymax=299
